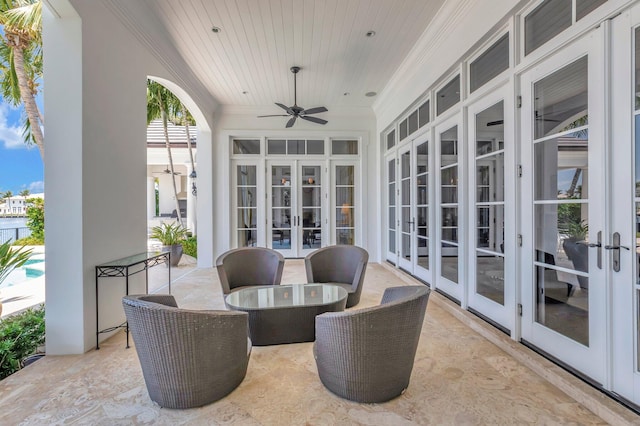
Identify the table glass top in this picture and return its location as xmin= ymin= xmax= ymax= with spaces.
xmin=96 ymin=251 xmax=168 ymax=268
xmin=225 ymin=283 xmax=347 ymax=310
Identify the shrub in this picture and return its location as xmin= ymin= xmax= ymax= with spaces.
xmin=13 ymin=236 xmax=43 ymax=246
xmin=182 ymin=236 xmax=197 ymax=258
xmin=150 ymin=222 xmax=187 ymax=246
xmin=25 ymin=198 xmax=44 ymax=242
xmin=0 ymin=305 xmax=45 ymax=380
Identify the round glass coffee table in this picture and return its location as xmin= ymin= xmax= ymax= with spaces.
xmin=225 ymin=283 xmax=348 ymax=346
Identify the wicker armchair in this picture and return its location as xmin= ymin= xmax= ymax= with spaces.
xmin=216 ymin=247 xmax=285 ymax=295
xmin=122 ymin=294 xmax=250 ymax=409
xmin=314 ymin=285 xmax=430 ymax=403
xmin=305 ymin=245 xmax=368 ymax=307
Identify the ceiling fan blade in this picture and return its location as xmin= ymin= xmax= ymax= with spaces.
xmin=275 ymin=103 xmax=292 ymax=114
xmin=257 ymin=114 xmax=290 ymax=118
xmin=302 ymin=106 xmax=327 ymax=115
xmin=286 ymin=116 xmax=297 ymax=128
xmin=486 ymin=120 xmax=504 ymax=126
xmin=300 ymin=116 xmax=327 ymax=125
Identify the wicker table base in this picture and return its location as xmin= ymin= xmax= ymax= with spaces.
xmin=225 ymin=283 xmax=347 ymax=346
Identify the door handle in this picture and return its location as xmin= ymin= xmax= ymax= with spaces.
xmin=406 ymin=219 xmax=415 ymax=232
xmin=605 ymin=232 xmax=629 ymax=272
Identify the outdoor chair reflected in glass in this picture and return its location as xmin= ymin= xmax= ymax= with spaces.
xmin=216 ymin=247 xmax=285 ymax=295
xmin=122 ymin=295 xmax=250 ymax=409
xmin=305 ymin=245 xmax=368 ymax=307
xmin=314 ymin=286 xmax=430 ymax=403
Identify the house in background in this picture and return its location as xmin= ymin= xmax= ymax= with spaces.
xmin=146 ymin=119 xmax=197 ymax=233
xmin=0 ymin=194 xmax=44 ymax=216
xmin=42 ymin=0 xmax=640 ymax=411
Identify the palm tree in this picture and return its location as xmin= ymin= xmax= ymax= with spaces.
xmin=2 ymin=190 xmax=12 ymax=216
xmin=19 ymin=188 xmax=28 ymax=197
xmin=0 ymin=0 xmax=43 ymax=158
xmin=175 ymin=106 xmax=196 ymax=195
xmin=147 ymin=79 xmax=183 ymax=225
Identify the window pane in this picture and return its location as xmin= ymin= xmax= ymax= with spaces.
xmin=387 ymin=130 xmax=396 ymax=150
xmin=408 ymin=110 xmax=419 ymax=135
xmin=237 ymin=208 xmax=257 ymax=228
xmin=307 ymin=139 xmax=324 ymax=154
xmin=476 ymin=254 xmax=504 ymax=305
xmin=336 ymin=165 xmax=354 ymax=185
xmin=534 ymin=131 xmax=588 ymax=200
xmin=388 ymin=158 xmax=395 ymax=181
xmin=437 ymin=75 xmax=460 ymax=116
xmin=233 ymin=139 xmax=260 ymax=154
xmin=534 ymin=56 xmax=588 ymax=139
xmin=525 ymin=0 xmax=572 ymax=56
xmin=332 ymin=140 xmax=358 ymax=155
xmin=238 ymin=230 xmax=257 ymax=247
xmin=237 ymin=188 xmax=256 ymax=207
xmin=268 ymin=139 xmax=286 ymax=155
xmin=476 ymin=101 xmax=504 ymax=156
xmin=302 ymin=166 xmax=321 ymax=185
xmin=287 ymin=139 xmax=305 ymax=154
xmin=336 ymin=207 xmax=354 ymax=227
xmin=237 ymin=165 xmax=256 ymax=185
xmin=576 ymin=0 xmax=607 ymax=21
xmin=440 ymin=126 xmax=458 ymax=166
xmin=337 ymin=229 xmax=354 ymax=245
xmin=400 ymin=119 xmax=408 ymax=141
xmin=470 ymin=34 xmax=509 ymax=93
xmin=419 ymin=100 xmax=430 ymax=127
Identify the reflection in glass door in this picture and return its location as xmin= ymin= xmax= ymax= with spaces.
xmin=399 ymin=147 xmax=413 ymax=272
xmin=521 ymin=33 xmax=606 ymax=383
xmin=236 ymin=165 xmax=258 ymax=247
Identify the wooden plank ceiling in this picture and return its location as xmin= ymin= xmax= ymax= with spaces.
xmin=113 ymin=0 xmax=446 ymax=112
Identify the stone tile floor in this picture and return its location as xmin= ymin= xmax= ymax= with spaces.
xmin=0 ymin=260 xmax=637 ymax=425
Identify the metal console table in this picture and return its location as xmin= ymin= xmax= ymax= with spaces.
xmin=95 ymin=251 xmax=171 ymax=349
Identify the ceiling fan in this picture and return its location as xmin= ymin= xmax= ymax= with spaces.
xmin=152 ymin=165 xmax=181 ymax=175
xmin=258 ymin=66 xmax=328 ymax=128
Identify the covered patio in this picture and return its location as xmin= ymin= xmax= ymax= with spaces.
xmin=0 ymin=261 xmax=632 ymax=424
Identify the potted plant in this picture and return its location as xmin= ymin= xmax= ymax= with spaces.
xmin=150 ymin=222 xmax=187 ymax=267
xmin=0 ymin=241 xmax=32 ymax=317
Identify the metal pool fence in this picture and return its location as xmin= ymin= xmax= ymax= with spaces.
xmin=0 ymin=227 xmax=32 ymax=244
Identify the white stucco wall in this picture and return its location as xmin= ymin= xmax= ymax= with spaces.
xmin=44 ymin=0 xmax=216 ymax=354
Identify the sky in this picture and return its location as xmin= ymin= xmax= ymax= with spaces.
xmin=0 ymin=100 xmax=43 ymax=195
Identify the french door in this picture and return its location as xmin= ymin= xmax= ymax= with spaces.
xmin=520 ymin=31 xmax=607 ymax=384
xmin=267 ymin=161 xmax=324 ymax=257
xmin=467 ymin=87 xmax=513 ymax=330
xmin=610 ymin=4 xmax=640 ymax=406
xmin=387 ymin=139 xmax=431 ymax=282
xmin=435 ymin=115 xmax=464 ymax=302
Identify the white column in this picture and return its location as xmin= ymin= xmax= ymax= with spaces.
xmin=186 ymin=163 xmax=197 ymax=235
xmin=147 ymin=176 xmax=156 ymax=220
xmin=44 ymin=0 xmax=148 ymax=354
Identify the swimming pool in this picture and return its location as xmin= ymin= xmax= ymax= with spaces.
xmin=2 ymin=257 xmax=45 ymax=288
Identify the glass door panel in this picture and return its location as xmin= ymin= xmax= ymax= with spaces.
xmin=300 ymin=165 xmax=323 ymax=255
xmin=386 ymin=157 xmax=397 ymax=262
xmin=415 ymin=139 xmax=430 ymax=282
xmin=438 ymin=123 xmax=462 ymax=300
xmin=335 ymin=165 xmax=355 ymax=245
xmin=236 ymin=165 xmax=258 ymax=247
xmin=521 ymin=32 xmax=605 ymax=384
xmin=270 ymin=165 xmax=294 ymax=256
xmin=468 ymin=97 xmax=510 ymax=330
xmin=399 ymin=147 xmax=413 ymax=271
